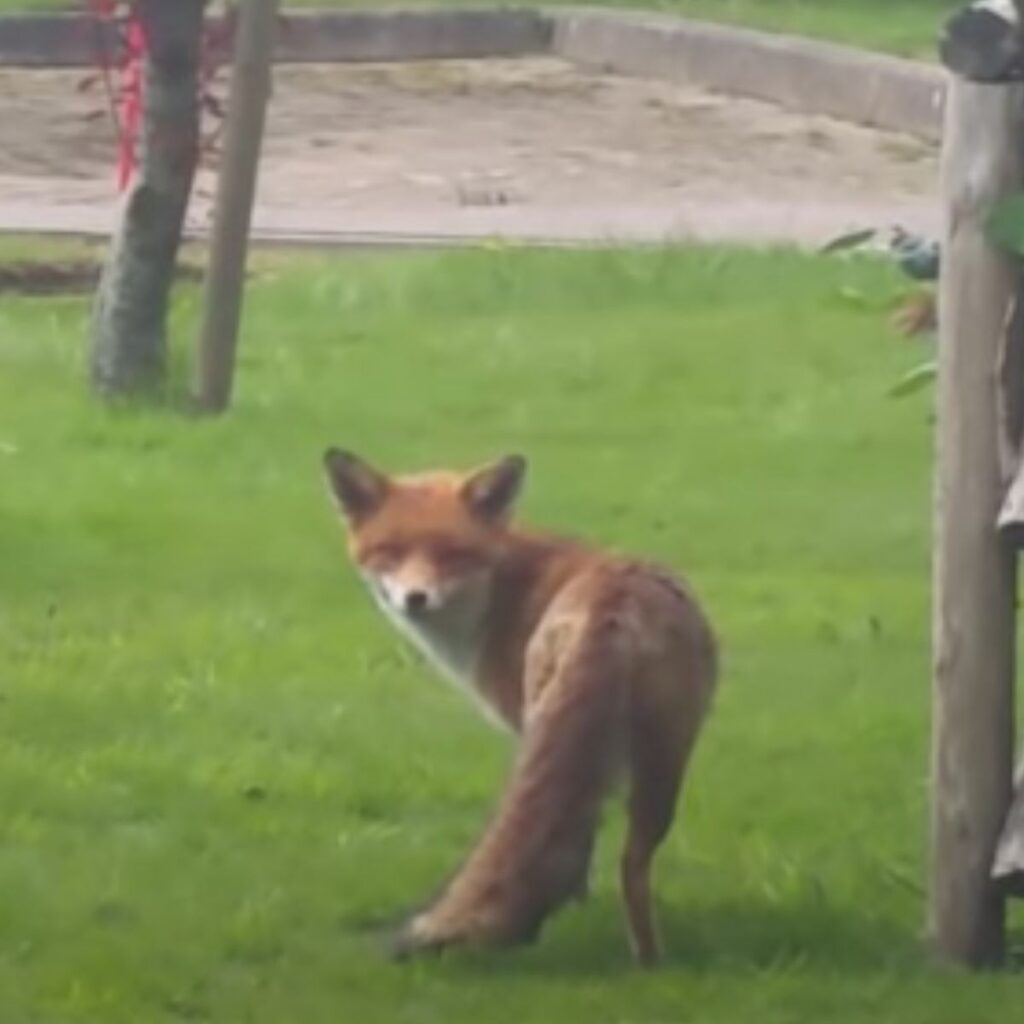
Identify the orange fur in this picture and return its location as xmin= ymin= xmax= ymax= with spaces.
xmin=323 ymin=449 xmax=718 ymax=964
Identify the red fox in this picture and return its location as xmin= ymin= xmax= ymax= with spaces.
xmin=323 ymin=448 xmax=718 ymax=965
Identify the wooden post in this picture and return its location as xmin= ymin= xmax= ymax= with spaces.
xmin=194 ymin=0 xmax=280 ymax=414
xmin=930 ymin=75 xmax=1023 ymax=967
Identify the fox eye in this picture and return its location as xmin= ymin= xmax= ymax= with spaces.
xmin=364 ymin=543 xmax=404 ymax=567
xmin=433 ymin=544 xmax=481 ymax=571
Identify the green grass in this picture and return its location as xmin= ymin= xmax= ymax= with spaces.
xmin=0 ymin=1 xmax=962 ymax=58
xmin=600 ymin=0 xmax=957 ymax=56
xmin=2 ymin=240 xmax=1022 ymax=1022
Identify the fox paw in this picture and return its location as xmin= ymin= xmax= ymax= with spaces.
xmin=388 ymin=914 xmax=454 ymax=962
xmin=388 ymin=905 xmax=544 ymax=961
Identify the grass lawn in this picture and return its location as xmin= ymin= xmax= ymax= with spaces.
xmin=2 ymin=238 xmax=1021 ymax=1021
xmin=0 ymin=1 xmax=963 ymax=58
xmin=589 ymin=0 xmax=958 ymax=56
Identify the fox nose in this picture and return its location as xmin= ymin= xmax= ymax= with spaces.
xmin=404 ymin=589 xmax=429 ymax=614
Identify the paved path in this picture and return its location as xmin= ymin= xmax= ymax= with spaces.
xmin=0 ymin=59 xmax=941 ymax=249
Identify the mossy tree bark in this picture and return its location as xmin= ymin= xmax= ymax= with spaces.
xmin=90 ymin=0 xmax=207 ymax=398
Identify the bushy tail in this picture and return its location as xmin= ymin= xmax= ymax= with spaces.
xmin=414 ymin=624 xmax=629 ymax=946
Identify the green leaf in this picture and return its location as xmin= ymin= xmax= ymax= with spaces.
xmin=888 ymin=360 xmax=937 ymax=398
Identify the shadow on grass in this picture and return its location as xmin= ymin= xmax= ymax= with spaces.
xmin=438 ymin=896 xmax=919 ymax=978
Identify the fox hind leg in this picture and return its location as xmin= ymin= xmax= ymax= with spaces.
xmin=621 ymin=731 xmax=688 ymax=967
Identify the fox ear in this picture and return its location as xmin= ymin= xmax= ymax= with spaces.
xmin=461 ymin=455 xmax=526 ymax=523
xmin=323 ymin=448 xmax=389 ymax=522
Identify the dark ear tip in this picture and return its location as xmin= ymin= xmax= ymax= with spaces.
xmin=504 ymin=453 xmax=527 ymax=474
xmin=323 ymin=447 xmax=354 ymax=469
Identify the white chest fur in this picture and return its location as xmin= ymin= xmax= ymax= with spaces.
xmin=369 ymin=587 xmax=507 ymax=729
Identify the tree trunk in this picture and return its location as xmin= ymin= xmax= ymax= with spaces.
xmin=929 ymin=76 xmax=1023 ymax=968
xmin=90 ymin=0 xmax=206 ymax=397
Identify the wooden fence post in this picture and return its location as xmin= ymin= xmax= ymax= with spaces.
xmin=930 ymin=74 xmax=1024 ymax=967
xmin=194 ymin=0 xmax=280 ymax=414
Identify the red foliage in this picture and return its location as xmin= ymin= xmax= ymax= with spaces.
xmin=81 ymin=1 xmax=234 ymax=191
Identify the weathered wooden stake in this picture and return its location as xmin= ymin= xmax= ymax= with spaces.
xmin=930 ymin=75 xmax=1024 ymax=967
xmin=194 ymin=0 xmax=280 ymax=413
xmin=997 ymin=457 xmax=1024 ymax=540
xmin=993 ymin=754 xmax=1024 ymax=895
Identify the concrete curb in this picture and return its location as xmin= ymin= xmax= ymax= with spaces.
xmin=0 ymin=13 xmax=110 ymax=67
xmin=0 ymin=6 xmax=944 ymax=140
xmin=551 ymin=8 xmax=945 ymax=141
xmin=275 ymin=7 xmax=553 ymax=62
xmin=0 ymin=8 xmax=554 ymax=68
xmin=0 ymin=193 xmax=939 ymax=250
xmin=0 ymin=224 xmax=645 ymax=252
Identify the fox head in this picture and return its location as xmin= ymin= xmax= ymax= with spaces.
xmin=323 ymin=449 xmax=526 ymax=620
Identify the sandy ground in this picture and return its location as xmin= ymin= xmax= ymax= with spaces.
xmin=0 ymin=58 xmax=940 ymax=245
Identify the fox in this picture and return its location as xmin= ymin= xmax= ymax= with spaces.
xmin=322 ymin=448 xmax=718 ymax=965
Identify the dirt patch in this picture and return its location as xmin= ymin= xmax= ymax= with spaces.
xmin=0 ymin=259 xmax=100 ymax=295
xmin=0 ymin=259 xmax=202 ymax=296
xmin=0 ymin=58 xmax=940 ymax=245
